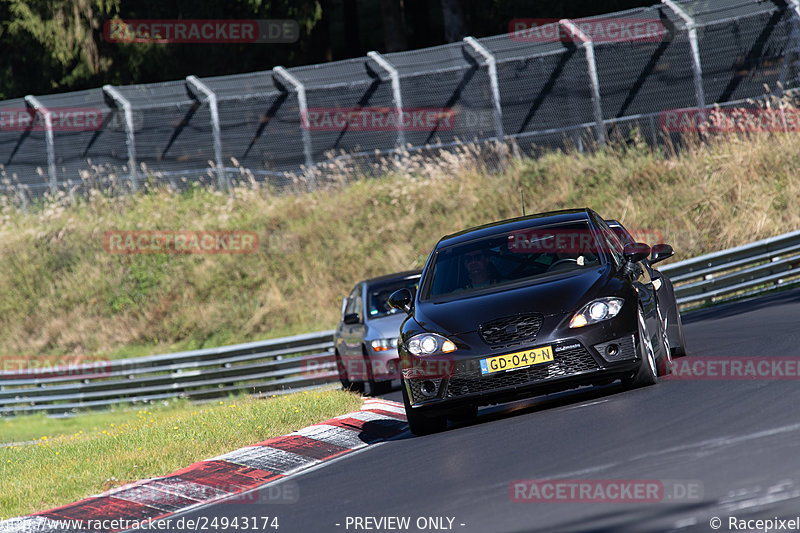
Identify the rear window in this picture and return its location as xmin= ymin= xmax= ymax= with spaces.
xmin=423 ymin=221 xmax=605 ymax=300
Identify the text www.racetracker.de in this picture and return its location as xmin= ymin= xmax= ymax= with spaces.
xmin=4 ymin=516 xmax=281 ymax=531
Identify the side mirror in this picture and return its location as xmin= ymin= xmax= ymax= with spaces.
xmin=650 ymin=243 xmax=674 ymax=265
xmin=623 ymin=242 xmax=651 ymax=264
xmin=343 ymin=313 xmax=360 ymax=325
xmin=388 ymin=288 xmax=413 ymax=315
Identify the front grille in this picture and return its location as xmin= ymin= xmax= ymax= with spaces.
xmin=479 ymin=312 xmax=544 ymax=346
xmin=444 ymin=345 xmax=599 ymax=398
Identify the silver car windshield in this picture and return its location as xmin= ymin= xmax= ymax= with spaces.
xmin=367 ymin=278 xmax=419 ymax=318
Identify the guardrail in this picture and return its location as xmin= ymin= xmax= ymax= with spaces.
xmin=0 ymin=330 xmax=336 ymax=416
xmin=2 ymin=229 xmax=800 ymax=415
xmin=660 ymin=229 xmax=800 ymax=307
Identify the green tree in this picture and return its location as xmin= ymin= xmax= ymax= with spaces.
xmin=1 ymin=0 xmax=121 ymax=98
xmin=0 ymin=0 xmax=657 ymax=100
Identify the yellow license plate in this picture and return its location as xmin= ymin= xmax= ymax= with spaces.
xmin=479 ymin=346 xmax=554 ymax=375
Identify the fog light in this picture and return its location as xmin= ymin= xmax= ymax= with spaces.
xmin=606 ymin=344 xmax=619 ymax=357
xmin=420 ymin=380 xmax=438 ymax=397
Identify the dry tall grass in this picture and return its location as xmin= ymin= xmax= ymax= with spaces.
xmin=0 ymin=131 xmax=797 ymax=358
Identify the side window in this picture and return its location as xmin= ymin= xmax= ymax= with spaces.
xmin=606 ymin=230 xmax=624 ymax=260
xmin=593 ymin=218 xmax=625 ymax=266
xmin=344 ymin=285 xmax=361 ymax=316
xmin=354 ymin=288 xmax=364 ymax=320
xmin=612 ymin=227 xmax=633 ymax=246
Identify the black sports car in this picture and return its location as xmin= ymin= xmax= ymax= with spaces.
xmin=389 ymin=208 xmax=673 ymax=435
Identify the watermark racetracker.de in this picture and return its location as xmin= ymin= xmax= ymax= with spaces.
xmin=302 ymin=354 xmax=456 ymax=381
xmin=0 ymin=107 xmax=104 ymax=132
xmin=301 ymin=107 xmax=456 ymax=132
xmin=104 ymin=19 xmax=299 ymax=44
xmin=507 ymin=228 xmax=665 ymax=254
xmin=0 ymin=356 xmax=111 ymax=380
xmin=667 ymin=357 xmax=800 ymax=380
xmin=660 ymin=108 xmax=800 ymax=133
xmin=96 ymin=480 xmax=299 ymax=505
xmin=510 ymin=479 xmax=703 ymax=503
xmin=508 ymin=18 xmax=667 ymax=43
xmin=104 ymin=231 xmax=259 ymax=255
xmin=300 ymin=107 xmax=523 ymax=132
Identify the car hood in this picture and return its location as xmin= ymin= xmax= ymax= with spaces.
xmin=415 ymin=266 xmax=611 ymax=335
xmin=366 ymin=312 xmax=408 ymax=340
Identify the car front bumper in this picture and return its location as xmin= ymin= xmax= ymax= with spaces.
xmin=403 ymin=335 xmax=641 ymax=411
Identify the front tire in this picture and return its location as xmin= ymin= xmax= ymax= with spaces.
xmin=335 ymin=350 xmax=364 ymax=393
xmin=369 ymin=358 xmax=395 ymax=396
xmin=622 ymin=307 xmax=658 ymax=388
xmin=401 ymin=380 xmax=447 ymax=436
xmin=371 ymin=380 xmax=393 ymax=395
xmin=362 ymin=345 xmax=392 ymax=396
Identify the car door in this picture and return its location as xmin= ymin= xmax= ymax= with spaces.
xmin=338 ymin=283 xmax=368 ymax=379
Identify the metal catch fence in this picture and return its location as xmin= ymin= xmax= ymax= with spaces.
xmin=0 ymin=0 xmax=798 ymax=200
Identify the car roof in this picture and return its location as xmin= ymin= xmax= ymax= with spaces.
xmin=361 ymin=269 xmax=422 ymax=286
xmin=436 ymin=208 xmax=595 ymax=248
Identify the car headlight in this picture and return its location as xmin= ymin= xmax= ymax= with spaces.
xmin=370 ymin=338 xmax=398 ymax=352
xmin=405 ymin=333 xmax=457 ymax=356
xmin=569 ymin=297 xmax=624 ymax=328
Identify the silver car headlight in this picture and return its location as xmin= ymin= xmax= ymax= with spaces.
xmin=370 ymin=338 xmax=398 ymax=352
xmin=569 ymin=297 xmax=624 ymax=328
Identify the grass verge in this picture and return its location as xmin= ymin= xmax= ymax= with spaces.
xmin=0 ymin=389 xmax=363 ymax=518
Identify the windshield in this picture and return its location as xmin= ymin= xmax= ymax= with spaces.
xmin=424 ymin=221 xmax=604 ymax=300
xmin=367 ymin=277 xmax=420 ymax=318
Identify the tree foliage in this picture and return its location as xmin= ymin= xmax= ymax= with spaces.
xmin=0 ymin=0 xmax=653 ymax=100
xmin=2 ymin=0 xmax=119 ymax=97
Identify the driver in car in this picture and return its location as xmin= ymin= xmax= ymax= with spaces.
xmin=464 ymin=250 xmax=500 ymax=289
xmin=373 ymin=290 xmax=396 ymax=315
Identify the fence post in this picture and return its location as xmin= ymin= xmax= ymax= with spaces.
xmin=18 ymin=187 xmax=28 ymax=214
xmin=273 ymin=66 xmax=315 ymax=190
xmin=186 ymin=76 xmax=228 ymax=192
xmin=662 ymin=0 xmax=706 ymax=108
xmin=781 ymin=0 xmax=800 ymax=99
xmin=367 ymin=51 xmax=406 ymax=156
xmin=23 ymin=95 xmax=57 ymax=195
xmin=463 ymin=36 xmax=507 ymax=163
xmin=103 ymin=85 xmax=138 ymax=192
xmin=559 ymin=20 xmax=606 ymax=145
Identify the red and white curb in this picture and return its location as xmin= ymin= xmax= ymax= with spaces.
xmin=0 ymin=398 xmax=407 ymax=533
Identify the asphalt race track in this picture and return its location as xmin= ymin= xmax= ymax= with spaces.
xmin=146 ymin=287 xmax=800 ymax=533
